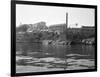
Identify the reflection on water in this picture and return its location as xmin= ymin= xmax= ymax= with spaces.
xmin=16 ymin=43 xmax=95 ymax=73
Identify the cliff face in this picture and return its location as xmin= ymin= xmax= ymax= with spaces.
xmin=16 ymin=22 xmax=48 ymax=33
xmin=27 ymin=22 xmax=48 ymax=32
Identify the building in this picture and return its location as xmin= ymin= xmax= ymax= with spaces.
xmin=49 ymin=24 xmax=67 ymax=33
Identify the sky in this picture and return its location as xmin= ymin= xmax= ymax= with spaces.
xmin=16 ymin=4 xmax=95 ymax=28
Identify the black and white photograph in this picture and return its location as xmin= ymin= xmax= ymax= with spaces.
xmin=11 ymin=1 xmax=97 ymax=76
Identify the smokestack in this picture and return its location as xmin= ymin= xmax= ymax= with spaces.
xmin=66 ymin=13 xmax=68 ymax=29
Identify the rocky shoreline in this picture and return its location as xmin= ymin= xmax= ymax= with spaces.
xmin=42 ymin=37 xmax=95 ymax=45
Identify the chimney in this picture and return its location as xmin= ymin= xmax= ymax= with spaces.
xmin=66 ymin=13 xmax=68 ymax=29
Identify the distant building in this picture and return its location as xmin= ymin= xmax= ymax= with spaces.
xmin=49 ymin=24 xmax=66 ymax=33
xmin=67 ymin=28 xmax=81 ymax=33
xmin=81 ymin=26 xmax=95 ymax=36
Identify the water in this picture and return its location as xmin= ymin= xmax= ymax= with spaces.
xmin=16 ymin=43 xmax=95 ymax=73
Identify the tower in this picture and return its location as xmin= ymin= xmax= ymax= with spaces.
xmin=66 ymin=13 xmax=68 ymax=29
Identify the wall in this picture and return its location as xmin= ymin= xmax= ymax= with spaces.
xmin=0 ymin=0 xmax=99 ymax=77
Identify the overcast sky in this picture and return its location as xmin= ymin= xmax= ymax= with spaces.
xmin=16 ymin=4 xmax=95 ymax=28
